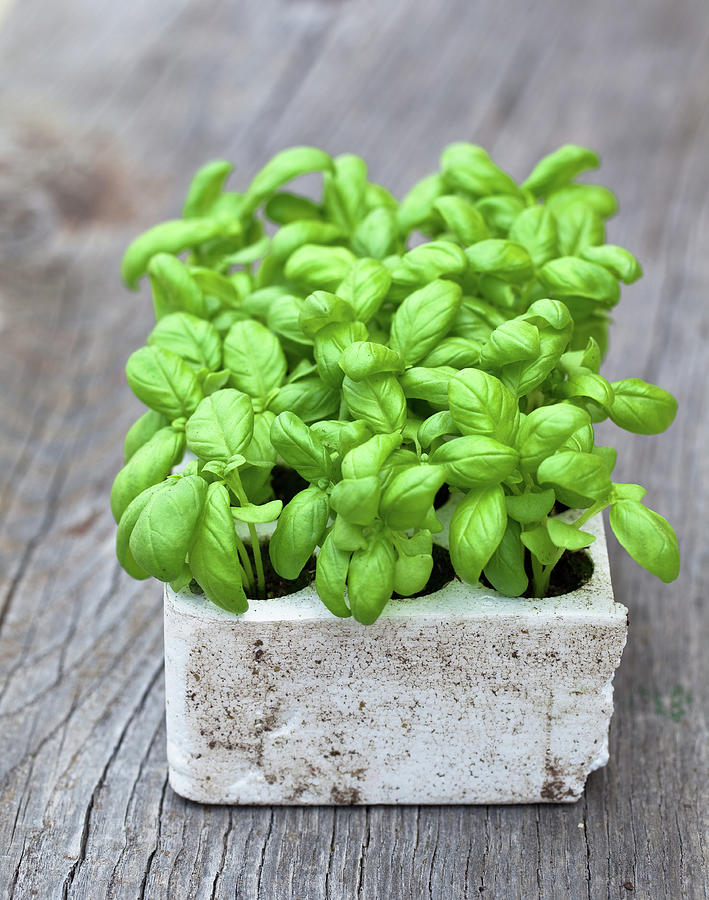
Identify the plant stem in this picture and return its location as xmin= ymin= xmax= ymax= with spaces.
xmin=531 ymin=554 xmax=549 ymax=598
xmin=235 ymin=535 xmax=255 ymax=590
xmin=572 ymin=499 xmax=607 ymax=530
xmin=338 ymin=396 xmax=348 ymax=421
xmin=226 ymin=470 xmax=267 ymax=600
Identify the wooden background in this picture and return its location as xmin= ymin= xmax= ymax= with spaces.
xmin=0 ymin=0 xmax=707 ymax=897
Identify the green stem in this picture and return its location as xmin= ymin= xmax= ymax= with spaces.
xmin=235 ymin=534 xmax=255 ymax=590
xmin=226 ymin=471 xmax=267 ymax=600
xmin=530 ymin=553 xmax=546 ymax=598
xmin=572 ymin=499 xmax=608 ymax=530
xmin=338 ymin=396 xmax=349 ymax=421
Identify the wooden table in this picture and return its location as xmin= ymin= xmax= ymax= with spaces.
xmin=1 ymin=0 xmax=706 ymax=896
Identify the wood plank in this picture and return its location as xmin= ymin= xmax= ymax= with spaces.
xmin=0 ymin=0 xmax=706 ymax=897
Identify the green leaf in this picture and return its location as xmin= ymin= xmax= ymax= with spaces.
xmin=475 ymin=195 xmax=526 ymax=235
xmin=421 ymin=336 xmax=481 ymax=369
xmin=517 ymin=404 xmax=591 ymax=472
xmin=148 ymin=312 xmax=222 ymax=370
xmin=483 ymin=519 xmax=528 ymax=596
xmin=579 ymin=244 xmax=642 ymax=283
xmin=400 ymin=366 xmax=457 ymax=410
xmin=380 ymin=464 xmax=446 ymax=531
xmin=479 ymin=319 xmax=540 ymax=368
xmin=555 ymin=203 xmax=605 ymax=256
xmin=609 ymin=500 xmax=680 ymax=582
xmin=315 ymin=530 xmax=351 ymax=618
xmin=389 ymin=279 xmax=462 ymax=365
xmin=538 ymin=257 xmax=620 ymax=304
xmin=116 ymin=482 xmax=169 ymax=579
xmin=547 ymin=517 xmax=596 ymax=550
xmin=130 ymin=474 xmax=207 ymax=581
xmin=270 ymin=220 xmax=344 ymax=261
xmin=520 ymin=522 xmax=559 ymax=565
xmin=124 ymin=410 xmax=168 ymax=463
xmin=182 ymin=160 xmax=233 ymax=218
xmin=299 ymin=291 xmax=355 ymax=337
xmin=448 ymin=368 xmax=519 ymax=444
xmin=417 ymin=411 xmax=457 ymax=448
xmin=464 ymin=240 xmax=534 ymax=283
xmin=441 ymin=143 xmax=520 ymax=197
xmin=448 ymin=485 xmax=507 ymax=584
xmin=243 ymin=411 xmax=277 ymax=469
xmin=397 ymin=173 xmax=446 ymax=233
xmin=331 ymin=516 xmax=367 ymax=552
xmin=190 ymin=482 xmax=248 ymax=613
xmin=223 ymin=319 xmax=287 ymax=401
xmin=392 ymin=241 xmax=467 ymax=285
xmin=146 ymin=254 xmax=208 ymax=320
xmin=342 ymin=374 xmax=407 ymax=433
xmin=231 ymin=499 xmax=283 ymax=524
xmin=264 ymin=191 xmax=323 ymax=225
xmin=522 ymin=144 xmax=600 ymax=197
xmin=348 ymin=536 xmax=397 ymax=625
xmin=559 ymin=373 xmax=615 ymax=411
xmin=241 ymin=146 xmax=333 ymax=215
xmin=611 ymin=482 xmax=647 ymax=503
xmin=339 ymin=341 xmax=405 ymax=381
xmin=336 ymin=258 xmax=392 ymax=323
xmin=393 ymin=546 xmax=433 ymax=597
xmin=433 ymin=195 xmax=490 ymax=244
xmin=608 ymin=379 xmax=678 ymax=434
xmin=430 ymin=436 xmax=518 ymax=488
xmin=323 ymin=154 xmax=368 ymax=229
xmin=269 ymin=485 xmax=329 ymax=579
xmin=110 ymin=427 xmax=185 ymax=522
xmin=330 ymin=475 xmax=381 ymax=526
xmin=546 ymin=183 xmax=618 ymax=219
xmin=284 ymin=244 xmax=355 ymax=290
xmin=122 ymin=218 xmax=241 ymax=289
xmin=537 ymin=450 xmax=612 ymax=505
xmin=341 ymin=432 xmax=402 ymax=479
xmin=352 ymin=207 xmax=398 ymax=259
xmin=266 ymin=294 xmax=311 ymax=346
xmin=270 ymin=412 xmax=332 ymax=482
xmin=505 ymin=489 xmax=556 ymax=524
xmin=508 ymin=206 xmax=558 ymax=267
xmin=126 ymin=345 xmax=203 ymax=420
xmin=270 ymin=376 xmax=338 ymax=423
xmin=314 ymin=321 xmax=369 ymax=388
xmin=185 ymin=389 xmax=254 ymax=461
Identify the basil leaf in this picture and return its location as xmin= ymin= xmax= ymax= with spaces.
xmin=433 ymin=195 xmax=490 ymax=245
xmin=265 ymin=191 xmax=323 ymax=225
xmin=611 ymin=482 xmax=647 ymax=503
xmin=400 ymin=366 xmax=457 ymax=410
xmin=448 ymin=485 xmax=507 ymax=584
xmin=505 ymin=489 xmax=556 ymax=524
xmin=342 ymin=374 xmax=407 ymax=433
xmin=352 ymin=207 xmax=397 ymax=259
xmin=270 ymin=412 xmax=332 ymax=482
xmin=331 ymin=516 xmax=367 ymax=552
xmin=609 ymin=500 xmax=680 ymax=582
xmin=421 ymin=336 xmax=481 ymax=369
xmin=431 ymin=436 xmax=519 ymax=488
xmin=270 ymin=221 xmax=344 ymax=261
xmin=284 ymin=244 xmax=355 ymax=290
xmin=348 ymin=536 xmax=397 ymax=625
xmin=336 ymin=258 xmax=392 ymax=323
xmin=547 ymin=183 xmax=618 ymax=219
xmin=126 ymin=345 xmax=203 ymax=420
xmin=315 ymin=530 xmax=351 ymax=618
xmin=231 ymin=499 xmax=283 ymax=524
xmin=323 ymin=154 xmax=368 ymax=229
xmin=339 ymin=341 xmax=405 ymax=381
xmin=330 ymin=475 xmax=381 ymax=526
xmin=266 ymin=294 xmax=311 ymax=346
xmin=538 ymin=257 xmax=620 ymax=304
xmin=393 ymin=547 xmax=433 ymax=596
xmin=243 ymin=411 xmax=277 ymax=469
xmin=147 ymin=254 xmax=208 ymax=320
xmin=341 ymin=432 xmax=402 ymax=479
xmin=389 ymin=279 xmax=462 ymax=365
xmin=579 ymin=244 xmax=642 ymax=283
xmin=397 ymin=173 xmax=446 ymax=233
xmin=241 ymin=146 xmax=333 ymax=215
xmin=124 ymin=409 xmax=168 ymax=462
xmin=299 ymin=291 xmax=355 ymax=337
xmin=537 ymin=451 xmax=612 ymax=505
xmin=190 ymin=482 xmax=248 ymax=613
xmin=448 ymin=368 xmax=519 ymax=444
xmin=130 ymin=474 xmax=207 ymax=581
xmin=314 ymin=321 xmax=369 ymax=388
xmin=555 ymin=203 xmax=605 ymax=256
xmin=417 ymin=411 xmax=457 ymax=448
xmin=116 ymin=482 xmax=169 ymax=579
xmin=517 ymin=404 xmax=591 ymax=472
xmin=110 ymin=426 xmax=185 ymax=522
xmin=608 ymin=379 xmax=677 ymax=434
xmin=522 ymin=145 xmax=600 ymax=197
xmin=441 ymin=142 xmax=520 ymax=197
xmin=380 ymin=464 xmax=446 ymax=531
xmin=547 ymin=517 xmax=596 ymax=550
xmin=182 ymin=160 xmax=233 ymax=218
xmin=520 ymin=522 xmax=559 ymax=565
xmin=185 ymin=389 xmax=254 ymax=461
xmin=223 ymin=319 xmax=287 ymax=401
xmin=464 ymin=240 xmax=534 ymax=283
xmin=270 ymin=377 xmax=339 ymax=423
xmin=392 ymin=241 xmax=467 ymax=286
xmin=122 ymin=218 xmax=241 ymax=290
xmin=479 ymin=319 xmax=540 ymax=368
xmin=475 ymin=195 xmax=526 ymax=235
xmin=269 ymin=485 xmax=329 ymax=579
xmin=483 ymin=519 xmax=527 ymax=596
xmin=558 ymin=373 xmax=615 ymax=411
xmin=148 ymin=312 xmax=221 ymax=370
xmin=508 ymin=206 xmax=558 ymax=267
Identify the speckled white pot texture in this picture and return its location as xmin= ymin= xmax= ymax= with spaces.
xmin=163 ymin=500 xmax=627 ymax=805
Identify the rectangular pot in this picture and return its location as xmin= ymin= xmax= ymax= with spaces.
xmin=164 ymin=509 xmax=627 ymax=805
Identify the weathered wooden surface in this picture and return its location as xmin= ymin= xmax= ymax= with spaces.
xmin=0 ymin=0 xmax=706 ymax=896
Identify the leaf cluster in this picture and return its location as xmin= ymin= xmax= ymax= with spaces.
xmin=113 ymin=144 xmax=680 ymax=622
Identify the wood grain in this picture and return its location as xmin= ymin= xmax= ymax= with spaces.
xmin=0 ymin=0 xmax=706 ymax=897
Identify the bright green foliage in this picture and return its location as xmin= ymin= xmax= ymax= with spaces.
xmin=114 ymin=142 xmax=679 ymax=621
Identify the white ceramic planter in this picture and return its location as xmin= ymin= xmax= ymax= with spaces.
xmin=164 ymin=506 xmax=627 ymax=805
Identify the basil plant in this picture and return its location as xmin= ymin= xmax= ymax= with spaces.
xmin=112 ymin=143 xmax=680 ymax=624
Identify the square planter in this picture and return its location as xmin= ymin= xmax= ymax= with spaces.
xmin=164 ymin=506 xmax=627 ymax=805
